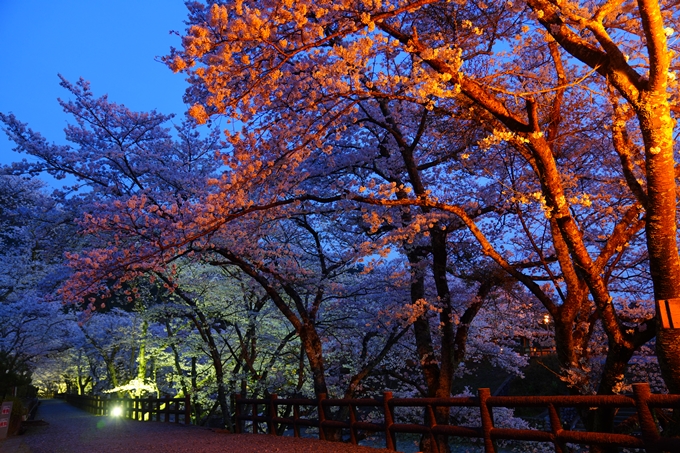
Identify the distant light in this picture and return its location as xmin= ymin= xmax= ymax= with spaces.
xmin=111 ymin=406 xmax=123 ymax=417
xmin=543 ymin=314 xmax=550 ymax=324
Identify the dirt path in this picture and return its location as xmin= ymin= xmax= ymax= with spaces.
xmin=0 ymin=399 xmax=394 ymax=453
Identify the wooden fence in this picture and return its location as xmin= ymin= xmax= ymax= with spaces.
xmin=234 ymin=383 xmax=680 ymax=453
xmin=65 ymin=394 xmax=191 ymax=424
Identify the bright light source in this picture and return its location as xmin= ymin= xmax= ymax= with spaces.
xmin=111 ymin=406 xmax=123 ymax=417
xmin=543 ymin=314 xmax=550 ymax=324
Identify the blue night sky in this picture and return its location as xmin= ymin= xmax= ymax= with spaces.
xmin=0 ymin=0 xmax=191 ymax=172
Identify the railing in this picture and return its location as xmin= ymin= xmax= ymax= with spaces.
xmin=65 ymin=394 xmax=191 ymax=424
xmin=524 ymin=346 xmax=556 ymax=357
xmin=234 ymin=383 xmax=680 ymax=453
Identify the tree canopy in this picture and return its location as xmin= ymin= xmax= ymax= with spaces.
xmin=2 ymin=0 xmax=680 ymax=449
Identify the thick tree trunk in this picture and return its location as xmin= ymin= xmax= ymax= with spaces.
xmin=431 ymin=228 xmax=455 ymax=400
xmin=430 ymin=228 xmax=457 ymax=453
xmin=636 ymin=94 xmax=680 ymax=396
xmin=298 ymin=323 xmax=344 ymax=441
xmin=190 ymin=309 xmax=234 ymax=431
xmin=657 ymin=329 xmax=680 ymax=436
xmin=405 ymin=247 xmax=443 ymax=453
xmin=135 ymin=319 xmax=148 ymax=397
xmin=299 ymin=324 xmax=328 ymax=397
xmin=207 ymin=335 xmax=233 ymax=431
xmin=583 ymin=343 xmax=637 ymax=453
xmin=657 ymin=330 xmax=680 ymax=393
xmin=106 ymin=361 xmax=123 ymax=398
xmin=165 ymin=321 xmax=191 ymax=406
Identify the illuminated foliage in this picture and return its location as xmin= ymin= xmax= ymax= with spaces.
xmin=4 ymin=2 xmax=680 ymax=445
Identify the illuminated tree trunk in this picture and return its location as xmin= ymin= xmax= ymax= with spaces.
xmin=191 ymin=310 xmax=233 ymax=431
xmin=164 ymin=320 xmax=192 ymax=407
xmin=135 ymin=319 xmax=148 ymax=397
xmin=298 ymin=323 xmax=328 ymax=397
xmin=636 ymin=91 xmax=680 ymax=394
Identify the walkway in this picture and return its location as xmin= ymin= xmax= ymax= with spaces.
xmin=0 ymin=399 xmax=392 ymax=453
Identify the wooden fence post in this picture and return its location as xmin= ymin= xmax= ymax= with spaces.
xmin=293 ymin=403 xmax=301 ymax=438
xmin=425 ymin=403 xmax=438 ymax=453
xmin=547 ymin=403 xmax=566 ymax=453
xmin=318 ymin=393 xmax=327 ymax=441
xmin=383 ymin=391 xmax=396 ymax=451
xmin=478 ymin=388 xmax=497 ymax=453
xmin=234 ymin=394 xmax=241 ymax=433
xmin=349 ymin=402 xmax=358 ymax=445
xmin=268 ymin=394 xmax=278 ymax=435
xmin=185 ymin=394 xmax=191 ymax=425
xmin=234 ymin=394 xmax=242 ymax=434
xmin=633 ymin=383 xmax=661 ymax=453
xmin=252 ymin=398 xmax=258 ymax=434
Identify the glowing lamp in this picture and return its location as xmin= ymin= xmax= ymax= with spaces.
xmin=111 ymin=406 xmax=123 ymax=417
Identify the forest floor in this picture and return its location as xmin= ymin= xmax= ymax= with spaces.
xmin=0 ymin=399 xmax=393 ymax=453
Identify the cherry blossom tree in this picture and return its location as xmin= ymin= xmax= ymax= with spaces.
xmin=0 ymin=176 xmax=77 ymax=396
xmin=5 ymin=3 xmax=679 ymax=448
xmin=1 ymin=79 xmax=415 ymax=432
xmin=164 ymin=2 xmax=680 ymax=442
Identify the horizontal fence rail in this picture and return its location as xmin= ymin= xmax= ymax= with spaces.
xmin=65 ymin=394 xmax=191 ymax=424
xmin=234 ymin=383 xmax=680 ymax=453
